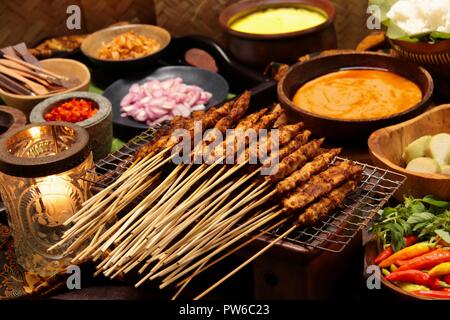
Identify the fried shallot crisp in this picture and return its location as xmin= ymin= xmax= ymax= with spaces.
xmin=97 ymin=31 xmax=161 ymax=60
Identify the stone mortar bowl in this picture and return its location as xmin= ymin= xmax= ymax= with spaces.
xmin=30 ymin=92 xmax=113 ymax=161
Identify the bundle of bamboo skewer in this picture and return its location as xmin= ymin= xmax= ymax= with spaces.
xmin=51 ymin=92 xmax=363 ymax=299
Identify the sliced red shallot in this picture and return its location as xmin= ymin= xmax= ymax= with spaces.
xmin=120 ymin=77 xmax=212 ymax=125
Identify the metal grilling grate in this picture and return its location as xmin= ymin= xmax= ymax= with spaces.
xmin=82 ymin=128 xmax=406 ymax=253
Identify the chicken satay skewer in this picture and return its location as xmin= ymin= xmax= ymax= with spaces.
xmin=194 ymin=180 xmax=359 ymax=300
xmin=58 ymin=95 xmax=249 ymax=258
xmin=145 ymin=136 xmax=325 ymax=280
xmin=171 ymin=162 xmax=362 ymax=292
xmin=140 ymin=123 xmax=305 ymax=266
xmin=59 ymin=96 xmax=240 ymax=241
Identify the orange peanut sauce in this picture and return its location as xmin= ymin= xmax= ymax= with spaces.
xmin=293 ymin=70 xmax=423 ymax=120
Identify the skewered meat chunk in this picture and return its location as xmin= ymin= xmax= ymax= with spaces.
xmin=278 ymin=123 xmax=304 ymax=146
xmin=282 ymin=161 xmax=363 ymax=210
xmin=191 ymin=111 xmax=206 ymax=120
xmin=252 ymin=104 xmax=284 ymax=131
xmin=200 ymin=102 xmax=232 ymax=129
xmin=273 ymin=112 xmax=288 ymax=128
xmin=235 ymin=108 xmax=268 ymax=131
xmin=297 ymin=180 xmax=358 ymax=226
xmin=269 ymin=139 xmax=324 ymax=182
xmin=139 ymin=92 xmax=252 ymax=160
xmin=229 ymin=91 xmax=251 ymax=122
xmin=257 ymin=122 xmax=305 ymax=159
xmin=263 ymin=130 xmax=311 ymax=168
xmin=216 ymin=108 xmax=269 ymax=159
xmin=276 ymin=148 xmax=342 ymax=194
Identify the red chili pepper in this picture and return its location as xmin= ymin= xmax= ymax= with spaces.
xmin=375 ymin=235 xmax=418 ymax=265
xmin=379 ymin=242 xmax=432 ymax=268
xmin=44 ymin=98 xmax=98 ymax=123
xmin=385 ymin=270 xmax=440 ymax=288
xmin=397 ymin=248 xmax=450 ymax=271
xmin=412 ymin=290 xmax=450 ymax=299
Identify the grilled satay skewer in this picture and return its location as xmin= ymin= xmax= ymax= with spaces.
xmin=58 ymin=93 xmax=251 ymax=250
xmin=135 ymin=91 xmax=250 ymax=161
xmin=262 ymin=130 xmax=311 ymax=168
xmin=282 ymin=161 xmax=363 ymax=211
xmin=79 ymin=96 xmax=254 ymax=259
xmin=147 ymin=122 xmax=308 ymax=271
xmin=269 ymin=138 xmax=324 ymax=182
xmin=151 ymin=139 xmax=332 ymax=287
xmin=158 ymin=160 xmax=363 ymax=287
xmin=276 ymin=148 xmax=342 ymax=194
xmin=193 ymin=179 xmax=361 ymax=300
xmin=298 ymin=180 xmax=358 ymax=226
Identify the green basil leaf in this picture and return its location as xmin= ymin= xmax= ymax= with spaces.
xmin=381 ymin=207 xmax=398 ymax=219
xmin=431 ymin=32 xmax=450 ymax=40
xmin=410 ymin=202 xmax=426 ymax=214
xmin=407 ymin=212 xmax=435 ymax=224
xmin=435 ymin=230 xmax=450 ymax=244
xmin=422 ymin=195 xmax=450 ymax=208
xmin=413 ymin=221 xmax=431 ymax=232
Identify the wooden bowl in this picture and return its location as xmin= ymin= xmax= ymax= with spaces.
xmin=0 ymin=106 xmax=26 ymax=137
xmin=365 ymin=241 xmax=433 ymax=300
xmin=277 ymin=50 xmax=434 ymax=142
xmin=368 ymin=105 xmax=450 ymax=201
xmin=219 ymin=0 xmax=337 ymax=69
xmin=81 ymin=24 xmax=171 ymax=69
xmin=0 ymin=58 xmax=90 ymax=117
xmin=390 ymin=39 xmax=450 ymax=101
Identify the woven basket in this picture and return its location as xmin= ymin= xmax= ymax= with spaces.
xmin=0 ymin=0 xmax=156 ymax=48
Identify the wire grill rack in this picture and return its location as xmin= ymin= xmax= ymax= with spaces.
xmin=269 ymin=156 xmax=406 ymax=252
xmin=82 ymin=128 xmax=406 ymax=254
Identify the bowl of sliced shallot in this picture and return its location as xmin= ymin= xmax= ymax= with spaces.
xmin=103 ymin=66 xmax=229 ymax=131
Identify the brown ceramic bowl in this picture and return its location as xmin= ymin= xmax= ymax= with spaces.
xmin=219 ymin=0 xmax=337 ymax=69
xmin=0 ymin=106 xmax=26 ymax=137
xmin=0 ymin=58 xmax=90 ymax=117
xmin=278 ymin=50 xmax=434 ymax=142
xmin=81 ymin=24 xmax=171 ymax=69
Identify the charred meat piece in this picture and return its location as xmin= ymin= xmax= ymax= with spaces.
xmin=263 ymin=130 xmax=311 ymax=167
xmin=297 ymin=180 xmax=358 ymax=226
xmin=276 ymin=148 xmax=341 ymax=194
xmin=282 ymin=161 xmax=363 ymax=211
xmin=269 ymin=139 xmax=324 ymax=182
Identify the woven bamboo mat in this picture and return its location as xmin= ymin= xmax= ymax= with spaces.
xmin=332 ymin=0 xmax=371 ymax=49
xmin=154 ymin=0 xmax=236 ymax=45
xmin=0 ymin=0 xmax=156 ymax=48
xmin=155 ymin=0 xmax=371 ymax=49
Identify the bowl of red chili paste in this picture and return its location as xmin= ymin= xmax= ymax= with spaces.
xmin=30 ymin=92 xmax=112 ymax=160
